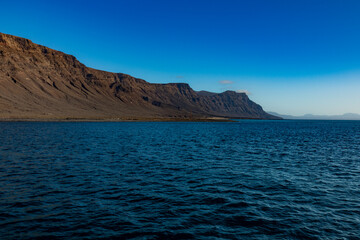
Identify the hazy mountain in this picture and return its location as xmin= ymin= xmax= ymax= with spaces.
xmin=268 ymin=112 xmax=360 ymax=120
xmin=0 ymin=32 xmax=279 ymax=120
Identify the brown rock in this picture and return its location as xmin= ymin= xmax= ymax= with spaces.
xmin=0 ymin=32 xmax=280 ymax=120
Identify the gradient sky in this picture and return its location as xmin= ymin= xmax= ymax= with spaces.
xmin=2 ymin=0 xmax=360 ymax=115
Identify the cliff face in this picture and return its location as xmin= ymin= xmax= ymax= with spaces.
xmin=0 ymin=32 xmax=279 ymax=120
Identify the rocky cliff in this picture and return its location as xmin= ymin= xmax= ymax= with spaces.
xmin=0 ymin=32 xmax=279 ymax=120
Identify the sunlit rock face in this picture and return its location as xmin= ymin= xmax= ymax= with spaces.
xmin=0 ymin=32 xmax=279 ymax=120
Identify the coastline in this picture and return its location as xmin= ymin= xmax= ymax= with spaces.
xmin=0 ymin=117 xmax=236 ymax=122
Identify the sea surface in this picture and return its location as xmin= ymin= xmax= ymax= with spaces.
xmin=0 ymin=120 xmax=359 ymax=239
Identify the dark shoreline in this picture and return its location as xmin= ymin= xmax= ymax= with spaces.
xmin=0 ymin=117 xmax=237 ymax=122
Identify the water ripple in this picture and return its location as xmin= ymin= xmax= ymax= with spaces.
xmin=0 ymin=120 xmax=360 ymax=239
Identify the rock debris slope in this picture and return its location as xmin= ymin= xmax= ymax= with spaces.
xmin=0 ymin=32 xmax=279 ymax=120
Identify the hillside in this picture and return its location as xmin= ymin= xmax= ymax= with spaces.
xmin=0 ymin=33 xmax=279 ymax=120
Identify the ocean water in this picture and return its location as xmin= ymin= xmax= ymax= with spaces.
xmin=0 ymin=120 xmax=359 ymax=239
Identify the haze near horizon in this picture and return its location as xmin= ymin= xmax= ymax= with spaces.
xmin=1 ymin=0 xmax=359 ymax=115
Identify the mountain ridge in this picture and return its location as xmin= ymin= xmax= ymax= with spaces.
xmin=268 ymin=112 xmax=360 ymax=120
xmin=0 ymin=32 xmax=279 ymax=120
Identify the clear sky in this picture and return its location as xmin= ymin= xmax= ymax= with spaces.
xmin=2 ymin=0 xmax=360 ymax=115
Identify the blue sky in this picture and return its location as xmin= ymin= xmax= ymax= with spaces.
xmin=2 ymin=0 xmax=360 ymax=115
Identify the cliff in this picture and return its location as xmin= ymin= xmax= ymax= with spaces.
xmin=0 ymin=32 xmax=279 ymax=120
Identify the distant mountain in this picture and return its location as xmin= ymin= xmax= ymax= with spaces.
xmin=0 ymin=32 xmax=279 ymax=120
xmin=196 ymin=91 xmax=218 ymax=97
xmin=268 ymin=112 xmax=360 ymax=120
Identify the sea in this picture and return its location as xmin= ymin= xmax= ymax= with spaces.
xmin=0 ymin=120 xmax=359 ymax=239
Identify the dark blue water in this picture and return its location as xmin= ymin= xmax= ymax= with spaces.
xmin=0 ymin=120 xmax=360 ymax=239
